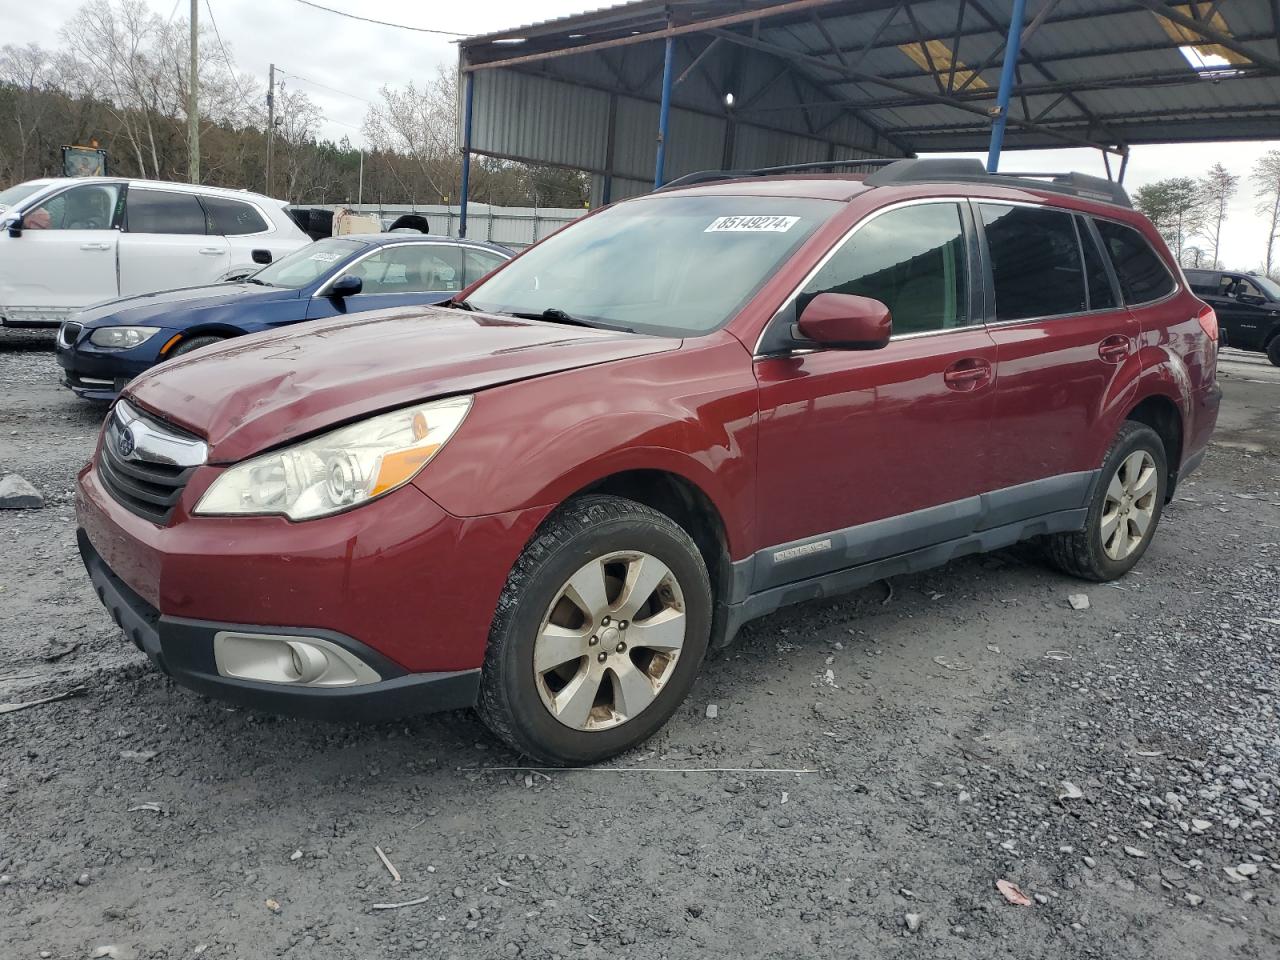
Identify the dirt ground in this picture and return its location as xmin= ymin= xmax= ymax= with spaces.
xmin=1 ymin=331 xmax=1276 ymax=960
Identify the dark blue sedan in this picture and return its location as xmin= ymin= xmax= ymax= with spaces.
xmin=56 ymin=234 xmax=512 ymax=400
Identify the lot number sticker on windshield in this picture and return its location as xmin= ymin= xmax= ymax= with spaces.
xmin=705 ymin=215 xmax=800 ymax=233
xmin=309 ymin=251 xmax=343 ymax=262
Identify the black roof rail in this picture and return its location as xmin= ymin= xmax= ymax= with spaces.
xmin=864 ymin=158 xmax=1132 ymax=208
xmin=658 ymin=157 xmax=901 ymax=191
xmin=658 ymin=157 xmax=1131 ymax=208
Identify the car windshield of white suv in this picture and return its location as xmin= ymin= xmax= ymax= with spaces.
xmin=249 ymin=238 xmax=363 ymax=289
xmin=0 ymin=182 xmax=46 ymax=213
xmin=463 ymin=194 xmax=839 ymax=336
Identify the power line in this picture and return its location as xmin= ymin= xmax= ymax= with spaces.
xmin=277 ymin=68 xmax=372 ymax=104
xmin=286 ymin=0 xmax=468 ymax=36
xmin=202 ymin=0 xmax=259 ymax=107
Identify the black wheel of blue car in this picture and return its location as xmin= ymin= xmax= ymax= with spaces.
xmin=477 ymin=495 xmax=712 ymax=766
xmin=168 ymin=335 xmax=226 ymax=358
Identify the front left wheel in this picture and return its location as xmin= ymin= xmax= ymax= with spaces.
xmin=477 ymin=495 xmax=712 ymax=766
xmin=168 ymin=335 xmax=226 ymax=358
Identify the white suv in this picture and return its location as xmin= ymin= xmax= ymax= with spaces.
xmin=0 ymin=178 xmax=311 ymax=328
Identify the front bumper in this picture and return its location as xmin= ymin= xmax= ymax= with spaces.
xmin=56 ymin=338 xmax=159 ymax=401
xmin=76 ymin=450 xmax=548 ymax=716
xmin=79 ymin=531 xmax=479 ymax=720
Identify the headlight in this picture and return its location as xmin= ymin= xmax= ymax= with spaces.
xmin=194 ymin=396 xmax=472 ymax=520
xmin=90 ymin=326 xmax=161 ymax=349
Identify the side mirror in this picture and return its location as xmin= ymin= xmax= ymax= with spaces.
xmin=796 ymin=292 xmax=892 ymax=349
xmin=251 ymin=248 xmax=273 ymax=265
xmin=7 ymin=215 xmax=22 ymax=238
xmin=329 ymin=274 xmax=362 ymax=298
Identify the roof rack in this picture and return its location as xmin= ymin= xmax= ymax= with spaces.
xmin=863 ymin=158 xmax=1132 ymax=208
xmin=658 ymin=157 xmax=900 ymax=191
xmin=659 ymin=157 xmax=1131 ymax=208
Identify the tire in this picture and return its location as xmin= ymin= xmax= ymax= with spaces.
xmin=1044 ymin=421 xmax=1168 ymax=582
xmin=1267 ymin=335 xmax=1280 ymax=367
xmin=477 ymin=494 xmax=712 ymax=766
xmin=168 ymin=335 xmax=225 ymax=358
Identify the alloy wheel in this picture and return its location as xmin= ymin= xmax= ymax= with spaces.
xmin=1100 ymin=449 xmax=1158 ymax=560
xmin=533 ymin=551 xmax=686 ymax=731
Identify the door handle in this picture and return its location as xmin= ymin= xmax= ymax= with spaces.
xmin=197 ymin=247 xmax=224 ymax=255
xmin=79 ymin=242 xmax=112 ymax=251
xmin=1098 ymin=334 xmax=1131 ymax=363
xmin=943 ymin=357 xmax=992 ymax=392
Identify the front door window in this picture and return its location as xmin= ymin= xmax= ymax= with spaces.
xmin=24 ymin=183 xmax=121 ymax=231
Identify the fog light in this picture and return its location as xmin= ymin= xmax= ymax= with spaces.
xmin=213 ymin=632 xmax=381 ymax=687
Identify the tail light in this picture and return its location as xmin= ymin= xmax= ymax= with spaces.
xmin=1196 ymin=304 xmax=1218 ymax=341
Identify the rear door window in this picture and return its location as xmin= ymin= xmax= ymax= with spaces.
xmin=202 ymin=196 xmax=269 ymax=235
xmin=462 ymin=248 xmax=507 ymax=285
xmin=801 ymin=202 xmax=970 ymax=336
xmin=126 ymin=190 xmax=208 ymax=235
xmin=1184 ymin=272 xmax=1219 ymax=296
xmin=979 ymin=204 xmax=1086 ymax=320
xmin=1093 ymin=219 xmax=1176 ymax=304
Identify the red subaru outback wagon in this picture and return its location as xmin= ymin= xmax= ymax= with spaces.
xmin=77 ymin=158 xmax=1220 ymax=765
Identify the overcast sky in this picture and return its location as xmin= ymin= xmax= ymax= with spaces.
xmin=10 ymin=0 xmax=1278 ymax=271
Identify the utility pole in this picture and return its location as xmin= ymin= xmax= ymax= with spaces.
xmin=265 ymin=63 xmax=276 ymax=196
xmin=188 ymin=0 xmax=200 ymax=183
xmin=357 ymin=149 xmax=364 ymax=206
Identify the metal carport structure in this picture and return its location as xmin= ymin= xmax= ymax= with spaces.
xmin=455 ymin=1 xmax=1280 ymax=234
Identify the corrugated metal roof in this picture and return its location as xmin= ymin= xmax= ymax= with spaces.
xmin=461 ymin=0 xmax=1280 ymax=198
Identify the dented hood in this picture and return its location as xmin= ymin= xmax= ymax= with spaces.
xmin=123 ymin=306 xmax=679 ymax=463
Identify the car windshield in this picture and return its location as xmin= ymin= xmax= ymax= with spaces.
xmin=1252 ymin=275 xmax=1280 ymax=300
xmin=0 ymin=182 xmax=47 ymax=212
xmin=251 ymin=238 xmax=364 ymax=289
xmin=464 ymin=194 xmax=839 ymax=336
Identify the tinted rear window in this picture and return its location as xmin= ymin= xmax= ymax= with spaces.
xmin=1094 ymin=219 xmax=1175 ymax=304
xmin=127 ymin=190 xmax=207 ymax=235
xmin=203 ymin=196 xmax=268 ymax=235
xmin=980 ymin=204 xmax=1086 ymax=321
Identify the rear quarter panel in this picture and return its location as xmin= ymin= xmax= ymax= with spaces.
xmin=1126 ymin=221 xmax=1218 ymax=470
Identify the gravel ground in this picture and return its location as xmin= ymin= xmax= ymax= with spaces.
xmin=1 ymin=330 xmax=1277 ymax=960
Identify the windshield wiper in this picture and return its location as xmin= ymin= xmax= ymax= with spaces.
xmin=510 ymin=308 xmax=634 ymax=334
xmin=449 ymin=298 xmax=475 ymax=311
xmin=245 ymin=277 xmax=271 ymax=286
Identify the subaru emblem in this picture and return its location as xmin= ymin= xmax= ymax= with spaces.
xmin=116 ymin=423 xmax=136 ymax=458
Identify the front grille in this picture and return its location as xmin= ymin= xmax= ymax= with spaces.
xmin=97 ymin=403 xmax=205 ymax=525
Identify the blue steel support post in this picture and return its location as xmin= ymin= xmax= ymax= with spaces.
xmin=654 ymin=36 xmax=676 ymax=188
xmin=459 ymin=70 xmax=474 ymax=238
xmin=985 ymin=0 xmax=1028 ymax=173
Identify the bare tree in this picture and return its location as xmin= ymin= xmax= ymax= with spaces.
xmin=363 ymin=65 xmax=460 ymax=203
xmin=59 ymin=0 xmax=253 ymax=181
xmin=1198 ymin=162 xmax=1237 ymax=268
xmin=1254 ymin=150 xmax=1280 ymax=279
xmin=0 ymin=44 xmax=62 ymax=182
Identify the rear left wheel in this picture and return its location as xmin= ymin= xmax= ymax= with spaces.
xmin=1043 ymin=421 xmax=1167 ymax=581
xmin=477 ymin=495 xmax=712 ymax=766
